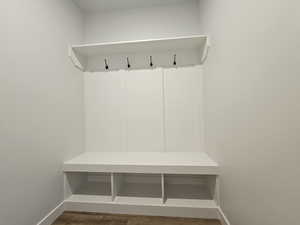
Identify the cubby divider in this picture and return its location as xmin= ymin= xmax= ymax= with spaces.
xmin=161 ymin=174 xmax=165 ymax=204
xmin=111 ymin=173 xmax=122 ymax=201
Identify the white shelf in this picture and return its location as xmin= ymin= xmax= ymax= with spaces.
xmin=72 ymin=35 xmax=208 ymax=56
xmin=63 ymin=152 xmax=219 ymax=175
xmin=69 ymin=35 xmax=210 ymax=71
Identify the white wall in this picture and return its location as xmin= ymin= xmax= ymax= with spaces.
xmin=0 ymin=1 xmax=84 ymax=225
xmin=198 ymin=0 xmax=300 ymax=225
xmin=83 ymin=0 xmax=201 ymax=43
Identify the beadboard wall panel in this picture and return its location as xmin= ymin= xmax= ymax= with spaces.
xmin=84 ymin=66 xmax=203 ymax=153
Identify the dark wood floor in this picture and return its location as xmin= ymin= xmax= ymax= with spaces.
xmin=52 ymin=212 xmax=221 ymax=225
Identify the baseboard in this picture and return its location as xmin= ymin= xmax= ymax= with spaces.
xmin=217 ymin=207 xmax=231 ymax=225
xmin=36 ymin=201 xmax=230 ymax=225
xmin=64 ymin=200 xmax=219 ymax=219
xmin=37 ymin=202 xmax=64 ymax=225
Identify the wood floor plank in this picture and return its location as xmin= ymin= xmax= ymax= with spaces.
xmin=52 ymin=212 xmax=221 ymax=225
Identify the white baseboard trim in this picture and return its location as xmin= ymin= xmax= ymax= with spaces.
xmin=37 ymin=202 xmax=64 ymax=225
xmin=217 ymin=207 xmax=231 ymax=225
xmin=36 ymin=201 xmax=230 ymax=225
xmin=64 ymin=201 xmax=219 ymax=219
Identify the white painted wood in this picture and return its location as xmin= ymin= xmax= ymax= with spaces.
xmin=115 ymin=174 xmax=162 ymax=202
xmin=200 ymin=37 xmax=211 ymax=64
xmin=164 ymin=66 xmax=204 ymax=152
xmin=68 ymin=46 xmax=85 ymax=71
xmin=64 ymin=173 xmax=111 ymax=198
xmin=87 ymin=173 xmax=111 ymax=183
xmin=162 ymin=70 xmax=167 ymax=152
xmin=72 ymin=0 xmax=187 ymax=12
xmin=84 ymin=66 xmax=205 ymax=154
xmin=84 ymin=71 xmax=126 ymax=152
xmin=63 ymin=152 xmax=219 ymax=174
xmin=70 ymin=36 xmax=208 ymax=71
xmin=64 ymin=174 xmax=72 ymax=199
xmin=36 ymin=202 xmax=64 ymax=225
xmin=111 ymin=173 xmax=123 ymax=201
xmin=124 ymin=69 xmax=164 ymax=152
xmin=214 ymin=176 xmax=221 ymax=206
xmin=84 ymin=69 xmax=163 ymax=152
xmin=64 ymin=196 xmax=219 ymax=219
xmin=64 ymin=173 xmax=86 ymax=199
xmin=111 ymin=174 xmax=115 ymax=201
xmin=164 ymin=175 xmax=214 ymax=202
xmin=73 ymin=36 xmax=207 ymax=56
xmin=87 ymin=50 xmax=202 ymax=72
xmin=161 ymin=174 xmax=166 ymax=204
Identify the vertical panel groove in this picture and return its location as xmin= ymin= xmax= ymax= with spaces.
xmin=162 ymin=69 xmax=167 ymax=152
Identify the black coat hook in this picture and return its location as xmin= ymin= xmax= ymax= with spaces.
xmin=150 ymin=56 xmax=153 ymax=67
xmin=104 ymin=58 xmax=109 ymax=70
xmin=127 ymin=57 xmax=131 ymax=68
xmin=173 ymin=54 xmax=177 ymax=66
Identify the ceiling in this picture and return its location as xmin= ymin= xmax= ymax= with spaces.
xmin=72 ymin=0 xmax=192 ymax=12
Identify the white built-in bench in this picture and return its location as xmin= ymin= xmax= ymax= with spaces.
xmin=63 ymin=152 xmax=220 ymax=219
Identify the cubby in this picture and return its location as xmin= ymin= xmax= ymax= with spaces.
xmin=113 ymin=173 xmax=162 ymax=205
xmin=64 ymin=172 xmax=112 ymax=202
xmin=163 ymin=174 xmax=217 ymax=207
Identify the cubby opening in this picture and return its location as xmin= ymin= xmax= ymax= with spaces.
xmin=164 ymin=174 xmax=216 ymax=206
xmin=65 ymin=172 xmax=112 ymax=201
xmin=113 ymin=173 xmax=162 ymax=205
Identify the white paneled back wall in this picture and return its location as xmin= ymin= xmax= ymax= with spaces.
xmin=164 ymin=67 xmax=204 ymax=152
xmin=84 ymin=66 xmax=203 ymax=152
